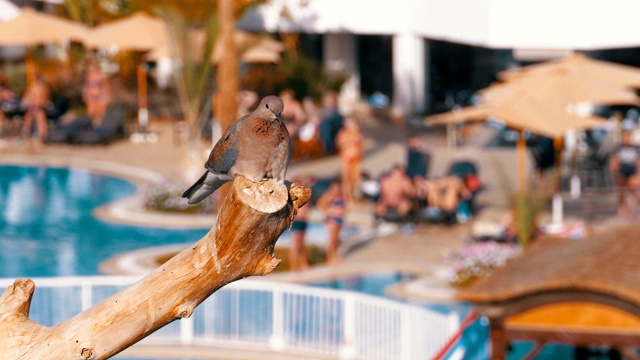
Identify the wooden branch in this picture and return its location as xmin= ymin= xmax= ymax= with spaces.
xmin=0 ymin=176 xmax=311 ymax=359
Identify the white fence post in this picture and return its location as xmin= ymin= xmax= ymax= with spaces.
xmin=448 ymin=313 xmax=460 ymax=336
xmin=81 ymin=281 xmax=92 ymax=311
xmin=270 ymin=286 xmax=285 ymax=350
xmin=401 ymin=307 xmax=412 ymax=360
xmin=180 ymin=316 xmax=194 ymax=344
xmin=339 ymin=294 xmax=356 ymax=359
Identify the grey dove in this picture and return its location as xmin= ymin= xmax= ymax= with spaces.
xmin=182 ymin=95 xmax=291 ymax=205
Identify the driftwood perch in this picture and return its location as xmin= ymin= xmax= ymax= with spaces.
xmin=0 ymin=176 xmax=311 ymax=359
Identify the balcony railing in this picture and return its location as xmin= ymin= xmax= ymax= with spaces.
xmin=0 ymin=276 xmax=459 ymax=360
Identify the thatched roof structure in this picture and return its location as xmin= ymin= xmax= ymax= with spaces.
xmin=457 ymin=224 xmax=640 ymax=360
xmin=459 ymin=224 xmax=640 ymax=309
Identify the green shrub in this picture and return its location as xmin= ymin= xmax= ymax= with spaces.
xmin=144 ymin=181 xmax=216 ymax=214
xmin=242 ymin=52 xmax=348 ymax=100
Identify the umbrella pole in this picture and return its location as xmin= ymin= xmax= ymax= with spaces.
xmin=26 ymin=47 xmax=36 ymax=86
xmin=517 ymin=130 xmax=527 ymax=191
xmin=137 ymin=62 xmax=149 ymax=133
xmin=554 ymin=137 xmax=564 ymax=188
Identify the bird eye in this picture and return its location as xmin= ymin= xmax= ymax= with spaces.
xmin=265 ymin=104 xmax=270 ymax=109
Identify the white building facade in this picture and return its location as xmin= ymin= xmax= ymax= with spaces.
xmin=238 ymin=0 xmax=640 ymax=115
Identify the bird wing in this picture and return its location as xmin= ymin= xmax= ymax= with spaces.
xmin=205 ymin=117 xmax=244 ymax=174
xmin=182 ymin=170 xmax=232 ymax=204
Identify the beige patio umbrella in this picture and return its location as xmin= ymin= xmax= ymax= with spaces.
xmin=146 ymin=30 xmax=284 ymax=64
xmin=481 ymin=69 xmax=640 ymax=107
xmin=428 ymin=95 xmax=606 ymax=191
xmin=85 ymin=12 xmax=171 ymax=134
xmin=500 ymin=53 xmax=640 ymax=88
xmin=429 ymin=98 xmax=606 ymax=138
xmin=0 ymin=7 xmax=88 ymax=84
xmin=84 ymin=12 xmax=169 ymax=51
xmin=215 ymin=34 xmax=284 ymax=63
xmin=236 ymin=37 xmax=284 ymax=63
xmin=438 ymin=60 xmax=639 ymax=187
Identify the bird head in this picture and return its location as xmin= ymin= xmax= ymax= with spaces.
xmin=259 ymin=95 xmax=284 ymax=122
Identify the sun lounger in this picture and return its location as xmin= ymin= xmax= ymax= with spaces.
xmin=47 ymin=116 xmax=92 ymax=143
xmin=46 ymin=97 xmax=70 ymax=125
xmin=73 ymin=103 xmax=128 ymax=145
xmin=47 ymin=103 xmax=128 ymax=145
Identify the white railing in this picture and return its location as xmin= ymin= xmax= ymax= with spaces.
xmin=0 ymin=276 xmax=459 ymax=360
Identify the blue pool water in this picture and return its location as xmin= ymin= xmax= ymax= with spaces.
xmin=0 ymin=165 xmax=208 ymax=277
xmin=0 ymin=165 xmax=352 ymax=277
xmin=310 ymin=271 xmax=415 ymax=298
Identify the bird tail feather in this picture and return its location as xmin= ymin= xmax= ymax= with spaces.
xmin=182 ymin=171 xmax=229 ymax=205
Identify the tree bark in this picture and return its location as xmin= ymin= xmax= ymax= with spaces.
xmin=0 ymin=176 xmax=310 ymax=359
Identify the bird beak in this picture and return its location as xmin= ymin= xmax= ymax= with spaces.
xmin=276 ymin=112 xmax=282 ymax=122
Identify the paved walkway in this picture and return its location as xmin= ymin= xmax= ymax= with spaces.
xmin=1 ymin=118 xmax=524 ymax=303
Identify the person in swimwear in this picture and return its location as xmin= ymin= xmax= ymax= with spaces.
xmin=374 ymin=165 xmax=415 ymax=219
xmin=610 ymin=128 xmax=640 ymax=213
xmin=288 ymin=176 xmax=315 ymax=271
xmin=336 ymin=116 xmax=364 ymax=206
xmin=293 ymin=96 xmax=325 ymax=160
xmin=318 ymin=180 xmax=345 ymax=265
xmin=21 ymin=78 xmax=50 ymax=141
xmin=82 ymin=61 xmax=111 ymax=126
xmin=423 ymin=175 xmax=471 ymax=224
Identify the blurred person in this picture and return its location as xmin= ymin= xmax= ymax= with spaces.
xmin=293 ymin=96 xmax=325 ymax=159
xmin=406 ymin=135 xmax=430 ymax=179
xmin=336 ymin=116 xmax=364 ymax=206
xmin=288 ymin=175 xmax=315 ymax=271
xmin=610 ymin=128 xmax=640 ymax=214
xmin=375 ymin=165 xmax=415 ymax=220
xmin=0 ymin=78 xmax=19 ymax=134
xmin=626 ymin=108 xmax=639 ymax=125
xmin=319 ymin=90 xmax=344 ymax=154
xmin=279 ymin=88 xmax=305 ymax=137
xmin=530 ymin=135 xmax=556 ymax=176
xmin=237 ymin=90 xmax=258 ymax=118
xmin=82 ymin=62 xmax=111 ymax=126
xmin=21 ymin=78 xmax=50 ymax=141
xmin=360 ymin=172 xmax=381 ymax=202
xmin=48 ymin=69 xmax=123 ymax=145
xmin=425 ymin=175 xmax=472 ymax=224
xmin=318 ymin=179 xmax=345 ymax=265
xmin=414 ymin=174 xmax=430 ymax=209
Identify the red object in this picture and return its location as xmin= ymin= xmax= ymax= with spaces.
xmin=466 ymin=174 xmax=481 ymax=193
xmin=431 ymin=311 xmax=479 ymax=360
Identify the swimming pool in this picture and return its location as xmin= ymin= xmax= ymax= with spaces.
xmin=0 ymin=165 xmax=208 ymax=277
xmin=0 ymin=165 xmax=358 ymax=277
xmin=310 ymin=271 xmax=415 ymax=298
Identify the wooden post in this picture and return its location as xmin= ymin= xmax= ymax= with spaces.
xmin=137 ymin=63 xmax=149 ymax=133
xmin=489 ymin=318 xmax=507 ymax=360
xmin=215 ymin=0 xmax=240 ymax=207
xmin=517 ymin=130 xmax=527 ymax=192
xmin=553 ymin=136 xmax=564 ymax=192
xmin=0 ymin=177 xmax=311 ymax=359
xmin=25 ymin=47 xmax=36 ymax=87
xmin=217 ymin=0 xmax=238 ymax=134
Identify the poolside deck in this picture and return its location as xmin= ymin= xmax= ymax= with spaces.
xmin=0 ymin=117 xmax=556 ymax=303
